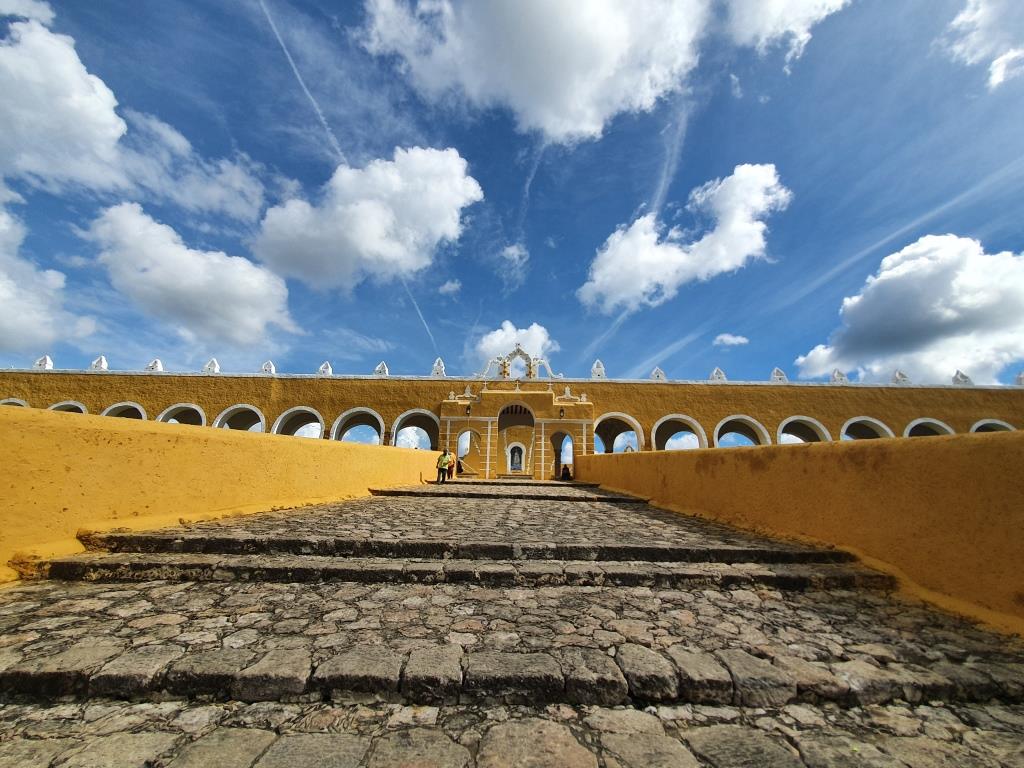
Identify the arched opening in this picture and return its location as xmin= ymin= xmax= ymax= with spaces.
xmin=156 ymin=403 xmax=205 ymax=426
xmin=550 ymin=431 xmax=575 ymax=479
xmin=652 ymin=415 xmax=707 ymax=450
xmin=971 ymin=419 xmax=1015 ymax=433
xmin=391 ymin=409 xmax=440 ymax=450
xmin=101 ymin=402 xmax=146 ymax=420
xmin=714 ymin=415 xmax=770 ymax=447
xmin=497 ymin=403 xmax=535 ymax=431
xmin=331 ymin=407 xmax=385 ymax=443
xmin=214 ymin=404 xmax=265 ymax=432
xmin=841 ymin=417 xmax=894 ymax=440
xmin=272 ymin=407 xmax=324 ymax=438
xmin=905 ymin=418 xmax=955 ymax=438
xmin=49 ymin=401 xmax=87 ymax=414
xmin=594 ymin=413 xmax=644 ymax=454
xmin=1 ymin=398 xmax=29 ymax=407
xmin=777 ymin=416 xmax=831 ymax=444
xmin=457 ymin=429 xmax=483 ymax=475
xmin=506 ymin=442 xmax=527 ymax=473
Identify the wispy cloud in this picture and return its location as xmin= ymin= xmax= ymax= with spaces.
xmin=624 ymin=328 xmax=705 ymax=379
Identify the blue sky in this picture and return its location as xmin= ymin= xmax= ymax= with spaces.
xmin=2 ymin=0 xmax=1024 ymax=384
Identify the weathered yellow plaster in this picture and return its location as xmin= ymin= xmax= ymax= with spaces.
xmin=0 ymin=407 xmax=436 ymax=583
xmin=575 ymin=432 xmax=1024 ymax=635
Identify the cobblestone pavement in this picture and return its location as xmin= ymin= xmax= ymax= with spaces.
xmin=1 ymin=481 xmax=1022 ymax=765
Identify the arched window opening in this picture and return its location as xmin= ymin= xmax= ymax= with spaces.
xmin=550 ymin=431 xmax=574 ymax=478
xmin=49 ymin=401 xmax=86 ymax=414
xmin=841 ymin=417 xmax=893 ymax=440
xmin=1 ymin=398 xmax=27 ymax=407
xmin=652 ymin=415 xmax=706 ymax=450
xmin=395 ymin=425 xmax=432 ymax=450
xmin=456 ymin=430 xmax=483 ymax=477
xmin=778 ymin=417 xmax=830 ymax=444
xmin=971 ymin=419 xmax=1015 ymax=433
xmin=714 ymin=416 xmax=770 ymax=447
xmin=273 ymin=407 xmax=324 ymax=438
xmin=664 ymin=431 xmax=700 ymax=450
xmin=157 ymin=404 xmax=204 ymax=426
xmin=905 ymin=419 xmax=954 ymax=438
xmin=594 ymin=413 xmax=643 ymax=454
xmin=331 ymin=408 xmax=385 ymax=443
xmin=214 ymin=405 xmax=265 ymax=432
xmin=102 ymin=402 xmax=146 ymax=420
xmin=498 ymin=403 xmax=535 ymax=431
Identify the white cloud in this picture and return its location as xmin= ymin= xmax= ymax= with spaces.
xmin=942 ymin=0 xmax=1024 ymax=89
xmin=578 ymin=163 xmax=791 ymax=314
xmin=714 ymin=333 xmax=749 ymax=346
xmin=0 ymin=205 xmax=94 ymax=353
xmin=87 ymin=203 xmax=297 ymax=346
xmin=396 ymin=426 xmax=432 ymax=449
xmin=665 ymin=431 xmax=701 ymax=450
xmin=499 ymin=243 xmax=529 ymax=291
xmin=362 ymin=0 xmax=710 ymax=143
xmin=438 ymin=279 xmax=461 ymax=296
xmin=796 ymin=234 xmax=1024 ymax=384
xmin=0 ymin=16 xmax=265 ymax=220
xmin=725 ymin=0 xmax=851 ymax=65
xmin=254 ymin=147 xmax=482 ymax=289
xmin=474 ymin=320 xmax=559 ymax=376
xmin=0 ymin=0 xmax=54 ymax=24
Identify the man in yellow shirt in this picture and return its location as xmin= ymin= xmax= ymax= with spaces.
xmin=436 ymin=450 xmax=451 ymax=484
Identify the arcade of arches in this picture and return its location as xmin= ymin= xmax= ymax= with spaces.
xmin=2 ymin=359 xmax=1023 ymax=479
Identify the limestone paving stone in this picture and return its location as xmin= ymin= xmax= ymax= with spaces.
xmin=796 ymin=734 xmax=906 ymax=768
xmin=167 ymin=728 xmax=278 ymax=768
xmin=312 ymin=646 xmax=405 ymax=698
xmin=716 ymin=648 xmax=798 ymax=707
xmin=463 ymin=652 xmax=564 ymax=702
xmin=558 ymin=647 xmax=629 ymax=705
xmin=366 ymin=727 xmax=471 ymax=768
xmin=831 ymin=660 xmax=907 ymax=706
xmin=772 ymin=655 xmax=850 ymax=702
xmin=254 ymin=733 xmax=369 ymax=768
xmin=401 ymin=644 xmax=463 ymax=703
xmin=165 ymin=649 xmax=256 ymax=698
xmin=476 ymin=718 xmax=598 ymax=768
xmin=232 ymin=649 xmax=311 ymax=701
xmin=601 ymin=731 xmax=701 ymax=768
xmin=90 ymin=644 xmax=184 ymax=697
xmin=0 ymin=737 xmax=78 ymax=768
xmin=683 ymin=724 xmax=804 ymax=768
xmin=614 ymin=643 xmax=679 ymax=701
xmin=666 ymin=647 xmax=734 ymax=704
xmin=59 ymin=731 xmax=181 ymax=768
xmin=0 ymin=640 xmax=124 ymax=697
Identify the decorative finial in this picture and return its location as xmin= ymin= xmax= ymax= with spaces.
xmin=261 ymin=360 xmax=276 ymax=374
xmin=431 ymin=357 xmax=446 ymax=377
xmin=830 ymin=369 xmax=849 ymax=384
xmin=318 ymin=361 xmax=333 ymax=376
xmin=591 ymin=359 xmax=606 ymax=379
xmin=202 ymin=358 xmax=220 ymax=374
xmin=1017 ymin=372 xmax=1024 ymax=386
xmin=374 ymin=361 xmax=389 ymax=377
xmin=650 ymin=366 xmax=667 ymax=381
xmin=709 ymin=367 xmax=727 ymax=382
xmin=145 ymin=358 xmax=164 ymax=372
xmin=33 ymin=355 xmax=53 ymax=370
xmin=891 ymin=370 xmax=910 ymax=385
xmin=90 ymin=355 xmax=108 ymax=371
xmin=770 ymin=367 xmax=787 ymax=383
xmin=952 ymin=369 xmax=973 ymax=386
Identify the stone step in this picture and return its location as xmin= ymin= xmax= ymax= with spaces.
xmin=451 ymin=479 xmax=599 ymax=488
xmin=23 ymin=553 xmax=894 ymax=590
xmin=1 ymin=640 xmax=1019 ymax=709
xmin=79 ymin=531 xmax=858 ymax=565
xmin=370 ymin=487 xmax=646 ymax=502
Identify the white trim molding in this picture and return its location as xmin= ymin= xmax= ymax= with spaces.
xmin=970 ymin=418 xmax=1015 ymax=433
xmin=904 ymin=417 xmax=955 ymax=437
xmin=155 ymin=402 xmax=207 ymax=426
xmin=1 ymin=398 xmax=29 ymax=407
xmin=713 ymin=414 xmax=771 ymax=446
xmin=212 ymin=403 xmax=266 ymax=432
xmin=48 ymin=400 xmax=88 ymax=413
xmin=651 ymin=413 xmax=708 ymax=449
xmin=331 ymin=407 xmax=386 ymax=441
xmin=100 ymin=401 xmax=148 ymax=419
xmin=777 ymin=415 xmax=832 ymax=443
xmin=840 ymin=416 xmax=895 ymax=440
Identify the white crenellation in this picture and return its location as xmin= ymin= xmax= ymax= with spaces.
xmin=952 ymin=369 xmax=973 ymax=386
xmin=591 ymin=359 xmax=606 ymax=379
xmin=650 ymin=367 xmax=667 ymax=381
xmin=203 ymin=358 xmax=220 ymax=374
xmin=318 ymin=361 xmax=333 ymax=376
xmin=261 ymin=360 xmax=276 ymax=374
xmin=709 ymin=367 xmax=727 ymax=382
xmin=891 ymin=370 xmax=910 ymax=384
xmin=831 ymin=369 xmax=849 ymax=384
xmin=374 ymin=361 xmax=389 ymax=377
xmin=431 ymin=357 xmax=446 ymax=377
xmin=33 ymin=355 xmax=54 ymax=370
xmin=770 ymin=367 xmax=788 ymax=383
xmin=90 ymin=355 xmax=108 ymax=371
xmin=145 ymin=358 xmax=164 ymax=372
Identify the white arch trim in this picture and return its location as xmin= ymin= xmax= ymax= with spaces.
xmin=593 ymin=411 xmax=646 ymax=450
xmin=651 ymin=413 xmax=708 ymax=449
xmin=1 ymin=398 xmax=29 ymax=407
xmin=777 ymin=415 xmax=832 ymax=443
xmin=390 ymin=408 xmax=441 ymax=446
xmin=271 ymin=406 xmax=325 ymax=436
xmin=100 ymin=401 xmax=148 ymax=419
xmin=156 ymin=402 xmax=207 ymax=425
xmin=904 ymin=417 xmax=955 ymax=437
xmin=331 ymin=407 xmax=386 ymax=441
xmin=505 ymin=441 xmax=527 ymax=473
xmin=713 ymin=414 xmax=772 ymax=447
xmin=212 ymin=403 xmax=266 ymax=432
xmin=970 ymin=418 xmax=1015 ymax=433
xmin=48 ymin=400 xmax=88 ymax=413
xmin=840 ymin=416 xmax=895 ymax=439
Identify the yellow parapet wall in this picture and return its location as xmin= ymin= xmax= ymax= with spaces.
xmin=575 ymin=432 xmax=1024 ymax=635
xmin=0 ymin=407 xmax=436 ymax=583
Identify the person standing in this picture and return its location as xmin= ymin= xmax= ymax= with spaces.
xmin=436 ymin=450 xmax=450 ymax=484
xmin=446 ymin=449 xmax=455 ymax=481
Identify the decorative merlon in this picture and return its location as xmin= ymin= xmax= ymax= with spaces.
xmin=261 ymin=360 xmax=276 ymax=374
xmin=1017 ymin=372 xmax=1024 ymax=386
xmin=591 ymin=359 xmax=606 ymax=379
xmin=33 ymin=355 xmax=53 ymax=370
xmin=770 ymin=367 xmax=788 ymax=383
xmin=202 ymin=358 xmax=220 ymax=374
xmin=145 ymin=358 xmax=164 ymax=372
xmin=891 ymin=370 xmax=910 ymax=385
xmin=831 ymin=369 xmax=849 ymax=384
xmin=952 ymin=370 xmax=973 ymax=386
xmin=374 ymin=361 xmax=389 ymax=377
xmin=650 ymin=367 xmax=666 ymax=381
xmin=709 ymin=367 xmax=727 ymax=382
xmin=431 ymin=357 xmax=446 ymax=377
xmin=318 ymin=361 xmax=333 ymax=376
xmin=90 ymin=355 xmax=108 ymax=371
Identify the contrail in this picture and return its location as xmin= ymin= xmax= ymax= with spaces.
xmin=256 ymin=0 xmax=345 ymax=164
xmin=624 ymin=328 xmax=705 ymax=379
xmin=580 ymin=310 xmax=630 ymax=362
xmin=516 ymin=142 xmax=547 ymax=235
xmin=650 ymin=101 xmax=689 ymax=216
xmin=400 ymin=277 xmax=440 ymax=358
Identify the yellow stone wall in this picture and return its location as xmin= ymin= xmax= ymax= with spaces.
xmin=0 ymin=407 xmax=436 ymax=583
xmin=575 ymin=432 xmax=1024 ymax=635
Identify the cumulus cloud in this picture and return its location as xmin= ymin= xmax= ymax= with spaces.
xmin=796 ymin=234 xmax=1024 ymax=384
xmin=474 ymin=320 xmax=559 ymax=376
xmin=725 ymin=0 xmax=851 ymax=65
xmin=362 ymin=0 xmax=710 ymax=143
xmin=87 ymin=203 xmax=296 ymax=346
xmin=396 ymin=426 xmax=431 ymax=449
xmin=0 ymin=205 xmax=94 ymax=353
xmin=665 ymin=431 xmax=701 ymax=450
xmin=578 ymin=163 xmax=791 ymax=314
xmin=438 ymin=279 xmax=461 ymax=296
xmin=0 ymin=0 xmax=53 ymax=24
xmin=253 ymin=147 xmax=482 ymax=289
xmin=714 ymin=333 xmax=749 ymax=346
xmin=942 ymin=0 xmax=1024 ymax=89
xmin=0 ymin=14 xmax=265 ymax=220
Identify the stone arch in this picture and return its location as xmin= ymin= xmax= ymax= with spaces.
xmin=549 ymin=429 xmax=575 ymax=478
xmin=777 ymin=415 xmax=831 ymax=444
xmin=391 ymin=408 xmax=440 ymax=450
xmin=497 ymin=402 xmax=535 ymax=430
xmin=651 ymin=414 xmax=707 ymax=450
xmin=213 ymin=404 xmax=266 ymax=432
xmin=970 ymin=419 xmax=1015 ymax=433
xmin=714 ymin=415 xmax=771 ymax=447
xmin=331 ymin=407 xmax=386 ymax=442
xmin=840 ymin=416 xmax=895 ymax=440
xmin=1 ymin=398 xmax=28 ymax=407
xmin=904 ymin=418 xmax=955 ymax=438
xmin=594 ymin=412 xmax=645 ymax=453
xmin=101 ymin=401 xmax=147 ymax=419
xmin=48 ymin=400 xmax=88 ymax=413
xmin=272 ymin=406 xmax=325 ymax=438
xmin=156 ymin=403 xmax=206 ymax=426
